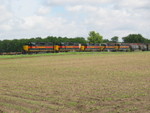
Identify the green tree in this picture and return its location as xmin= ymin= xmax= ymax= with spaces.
xmin=69 ymin=37 xmax=86 ymax=44
xmin=45 ymin=36 xmax=58 ymax=43
xmin=111 ymin=36 xmax=119 ymax=43
xmin=87 ymin=31 xmax=103 ymax=43
xmin=103 ymin=39 xmax=110 ymax=43
xmin=122 ymin=34 xmax=146 ymax=43
xmin=145 ymin=39 xmax=150 ymax=43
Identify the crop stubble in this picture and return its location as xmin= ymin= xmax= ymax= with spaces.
xmin=0 ymin=52 xmax=150 ymax=113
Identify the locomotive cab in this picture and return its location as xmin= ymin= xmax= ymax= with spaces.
xmin=22 ymin=42 xmax=36 ymax=53
xmin=22 ymin=42 xmax=54 ymax=54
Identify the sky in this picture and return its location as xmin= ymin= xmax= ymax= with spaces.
xmin=0 ymin=0 xmax=150 ymax=41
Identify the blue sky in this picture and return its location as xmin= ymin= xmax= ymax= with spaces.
xmin=0 ymin=0 xmax=150 ymax=40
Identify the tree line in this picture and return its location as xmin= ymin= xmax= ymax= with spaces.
xmin=0 ymin=36 xmax=86 ymax=52
xmin=87 ymin=31 xmax=150 ymax=43
xmin=0 ymin=31 xmax=150 ymax=52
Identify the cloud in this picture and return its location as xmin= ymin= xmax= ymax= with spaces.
xmin=0 ymin=5 xmax=12 ymax=22
xmin=65 ymin=0 xmax=150 ymax=38
xmin=0 ymin=5 xmax=13 ymax=31
xmin=46 ymin=0 xmax=114 ymax=6
xmin=19 ymin=15 xmax=86 ymax=37
xmin=118 ymin=0 xmax=150 ymax=9
xmin=37 ymin=6 xmax=51 ymax=15
xmin=0 ymin=0 xmax=150 ymax=40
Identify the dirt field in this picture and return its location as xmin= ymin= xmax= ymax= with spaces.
xmin=0 ymin=52 xmax=150 ymax=113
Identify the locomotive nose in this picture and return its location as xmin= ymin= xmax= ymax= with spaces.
xmin=23 ymin=45 xmax=29 ymax=52
xmin=54 ymin=45 xmax=60 ymax=51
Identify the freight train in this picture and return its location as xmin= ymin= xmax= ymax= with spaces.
xmin=22 ymin=42 xmax=150 ymax=54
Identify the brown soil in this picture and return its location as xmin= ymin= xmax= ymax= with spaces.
xmin=0 ymin=52 xmax=150 ymax=113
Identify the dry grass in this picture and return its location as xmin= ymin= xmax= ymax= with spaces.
xmin=0 ymin=52 xmax=150 ymax=113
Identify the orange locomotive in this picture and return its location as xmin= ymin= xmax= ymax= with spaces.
xmin=22 ymin=42 xmax=150 ymax=54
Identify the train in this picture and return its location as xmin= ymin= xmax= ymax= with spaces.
xmin=22 ymin=42 xmax=150 ymax=54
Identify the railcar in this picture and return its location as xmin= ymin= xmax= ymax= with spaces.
xmin=84 ymin=43 xmax=101 ymax=51
xmin=128 ymin=43 xmax=140 ymax=51
xmin=100 ymin=43 xmax=117 ymax=52
xmin=57 ymin=42 xmax=81 ymax=52
xmin=126 ymin=43 xmax=148 ymax=51
xmin=146 ymin=43 xmax=150 ymax=51
xmin=22 ymin=42 xmax=54 ymax=54
xmin=138 ymin=43 xmax=147 ymax=51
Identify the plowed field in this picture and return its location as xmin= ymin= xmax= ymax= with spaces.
xmin=0 ymin=52 xmax=150 ymax=113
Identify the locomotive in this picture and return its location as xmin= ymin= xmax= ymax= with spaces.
xmin=22 ymin=42 xmax=150 ymax=54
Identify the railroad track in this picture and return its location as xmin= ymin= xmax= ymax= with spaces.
xmin=0 ymin=52 xmax=22 ymax=55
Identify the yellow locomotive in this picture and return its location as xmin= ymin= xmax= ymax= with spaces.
xmin=23 ymin=42 xmax=150 ymax=54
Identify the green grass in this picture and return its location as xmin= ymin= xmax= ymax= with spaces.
xmin=0 ymin=51 xmax=114 ymax=58
xmin=0 ymin=51 xmax=144 ymax=59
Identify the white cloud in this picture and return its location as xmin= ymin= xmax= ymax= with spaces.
xmin=0 ymin=0 xmax=150 ymax=40
xmin=0 ymin=24 xmax=12 ymax=31
xmin=46 ymin=0 xmax=114 ymax=6
xmin=20 ymin=16 xmax=45 ymax=29
xmin=0 ymin=5 xmax=12 ymax=23
xmin=118 ymin=0 xmax=150 ymax=9
xmin=67 ymin=5 xmax=99 ymax=13
xmin=37 ymin=6 xmax=51 ymax=15
xmin=67 ymin=5 xmax=83 ymax=12
xmin=65 ymin=0 xmax=150 ymax=39
xmin=0 ymin=5 xmax=13 ymax=31
xmin=19 ymin=15 xmax=86 ymax=37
